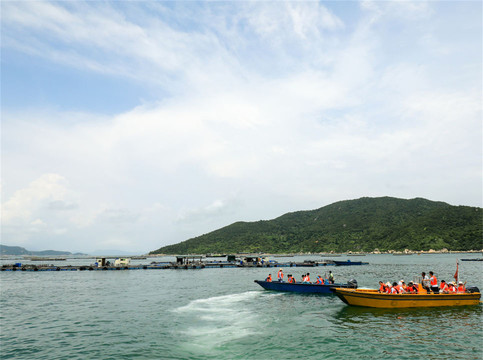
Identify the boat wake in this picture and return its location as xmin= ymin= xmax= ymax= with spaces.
xmin=174 ymin=291 xmax=277 ymax=352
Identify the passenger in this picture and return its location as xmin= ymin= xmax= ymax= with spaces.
xmin=316 ymin=275 xmax=324 ymax=284
xmin=378 ymin=281 xmax=386 ymax=293
xmin=305 ymin=273 xmax=311 ymax=283
xmin=406 ymin=282 xmax=418 ymax=293
xmin=290 ymin=275 xmax=296 ymax=284
xmin=440 ymin=280 xmax=449 ymax=293
xmin=401 ymin=280 xmax=407 ymax=292
xmin=390 ymin=282 xmax=399 ymax=294
xmin=421 ymin=272 xmax=430 ymax=292
xmin=266 ymin=274 xmax=272 ymax=282
xmin=397 ymin=280 xmax=406 ymax=293
xmin=329 ymin=271 xmax=334 ymax=284
xmin=278 ymin=269 xmax=284 ymax=282
xmin=301 ymin=274 xmax=306 ymax=282
xmin=429 ymin=271 xmax=439 ymax=294
xmin=447 ymin=282 xmax=456 ymax=293
xmin=457 ymin=281 xmax=466 ymax=293
xmin=287 ymin=275 xmax=292 ymax=283
xmin=385 ymin=282 xmax=392 ymax=293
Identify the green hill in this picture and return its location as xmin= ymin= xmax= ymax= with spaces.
xmin=0 ymin=245 xmax=73 ymax=256
xmin=150 ymin=197 xmax=483 ymax=254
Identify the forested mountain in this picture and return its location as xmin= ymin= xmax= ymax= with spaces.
xmin=151 ymin=197 xmax=482 ymax=254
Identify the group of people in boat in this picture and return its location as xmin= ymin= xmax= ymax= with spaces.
xmin=378 ymin=271 xmax=467 ymax=294
xmin=265 ymin=269 xmax=335 ymax=284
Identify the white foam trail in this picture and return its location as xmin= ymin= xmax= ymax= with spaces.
xmin=174 ymin=291 xmax=261 ymax=313
xmin=174 ymin=291 xmax=272 ymax=351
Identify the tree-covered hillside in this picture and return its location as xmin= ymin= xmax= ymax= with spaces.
xmin=150 ymin=197 xmax=482 ymax=254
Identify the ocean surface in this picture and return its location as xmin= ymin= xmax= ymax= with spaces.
xmin=1 ymin=253 xmax=482 ymax=359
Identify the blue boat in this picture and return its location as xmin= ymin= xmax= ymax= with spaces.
xmin=254 ymin=279 xmax=357 ymax=294
xmin=333 ymin=260 xmax=369 ymax=266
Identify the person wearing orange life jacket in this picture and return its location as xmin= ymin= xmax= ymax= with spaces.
xmin=390 ymin=282 xmax=399 ymax=294
xmin=440 ymin=280 xmax=449 ymax=293
xmin=429 ymin=271 xmax=439 ymax=294
xmin=457 ymin=281 xmax=466 ymax=293
xmin=277 ymin=269 xmax=284 ymax=282
xmin=397 ymin=280 xmax=406 ymax=293
xmin=302 ymin=273 xmax=310 ymax=283
xmin=378 ymin=281 xmax=386 ymax=293
xmin=316 ymin=276 xmax=324 ymax=284
xmin=266 ymin=274 xmax=272 ymax=282
xmin=406 ymin=282 xmax=418 ymax=293
xmin=287 ymin=275 xmax=293 ymax=283
xmin=447 ymin=282 xmax=456 ymax=293
xmin=385 ymin=282 xmax=392 ymax=293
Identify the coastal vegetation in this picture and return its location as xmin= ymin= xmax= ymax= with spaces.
xmin=151 ymin=197 xmax=482 ymax=255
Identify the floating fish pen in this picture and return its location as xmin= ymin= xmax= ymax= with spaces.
xmin=1 ymin=258 xmax=367 ymax=272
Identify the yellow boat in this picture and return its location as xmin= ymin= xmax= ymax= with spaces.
xmin=333 ymin=288 xmax=481 ymax=308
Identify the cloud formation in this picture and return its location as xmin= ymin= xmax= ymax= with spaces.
xmin=1 ymin=1 xmax=481 ymax=253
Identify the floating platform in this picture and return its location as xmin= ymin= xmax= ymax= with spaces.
xmin=1 ymin=259 xmax=368 ymax=272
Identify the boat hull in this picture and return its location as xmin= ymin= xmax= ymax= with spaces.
xmin=333 ymin=288 xmax=481 ymax=308
xmin=254 ymin=280 xmax=355 ymax=294
xmin=333 ymin=260 xmax=368 ymax=266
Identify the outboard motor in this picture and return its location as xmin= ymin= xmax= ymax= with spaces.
xmin=347 ymin=279 xmax=358 ymax=289
xmin=466 ymin=286 xmax=480 ymax=293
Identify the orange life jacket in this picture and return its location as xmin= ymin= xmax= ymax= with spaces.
xmin=278 ymin=271 xmax=283 ymax=280
xmin=430 ymin=276 xmax=438 ymax=287
xmin=440 ymin=283 xmax=448 ymax=292
xmin=457 ymin=285 xmax=465 ymax=293
xmin=379 ymin=284 xmax=385 ymax=292
xmin=267 ymin=275 xmax=272 ymax=282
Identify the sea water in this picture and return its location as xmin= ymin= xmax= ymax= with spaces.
xmin=1 ymin=253 xmax=482 ymax=359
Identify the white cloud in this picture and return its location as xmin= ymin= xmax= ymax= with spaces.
xmin=1 ymin=1 xmax=481 ymax=252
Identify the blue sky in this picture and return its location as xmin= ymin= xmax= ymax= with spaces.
xmin=1 ymin=1 xmax=481 ymax=253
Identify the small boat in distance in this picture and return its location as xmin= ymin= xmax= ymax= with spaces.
xmin=333 ymin=260 xmax=369 ymax=266
xmin=254 ymin=279 xmax=357 ymax=294
xmin=332 ymin=287 xmax=481 ymax=308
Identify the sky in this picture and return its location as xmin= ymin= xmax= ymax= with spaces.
xmin=1 ymin=1 xmax=481 ymax=254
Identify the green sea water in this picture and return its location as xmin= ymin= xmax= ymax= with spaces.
xmin=1 ymin=254 xmax=482 ymax=359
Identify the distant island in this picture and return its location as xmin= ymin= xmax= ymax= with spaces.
xmin=150 ymin=197 xmax=483 ymax=255
xmin=0 ymin=245 xmax=85 ymax=256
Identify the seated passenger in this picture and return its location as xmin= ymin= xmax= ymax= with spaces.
xmin=266 ymin=274 xmax=272 ymax=282
xmin=397 ymin=280 xmax=406 ymax=293
xmin=440 ymin=280 xmax=449 ymax=293
xmin=378 ymin=281 xmax=386 ymax=293
xmin=406 ymin=282 xmax=417 ymax=293
xmin=316 ymin=275 xmax=323 ymax=284
xmin=391 ymin=282 xmax=399 ymax=294
xmin=385 ymin=282 xmax=392 ymax=293
xmin=457 ymin=281 xmax=466 ymax=293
